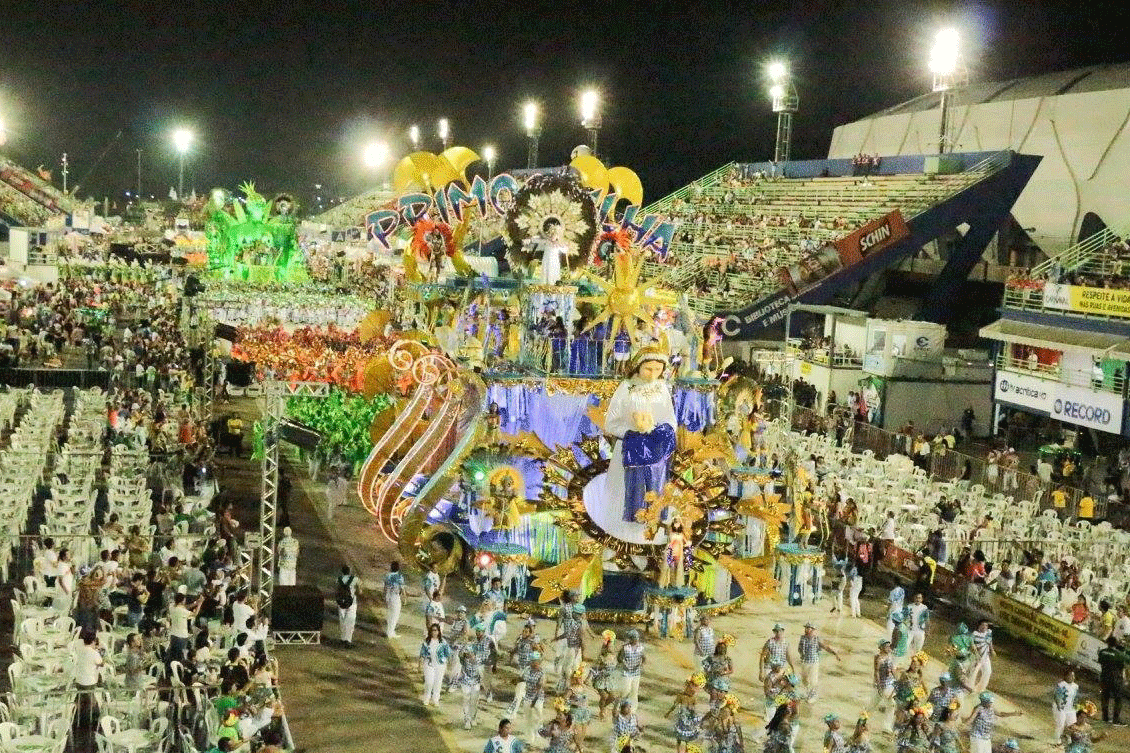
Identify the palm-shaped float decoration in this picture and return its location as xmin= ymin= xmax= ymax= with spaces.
xmin=577 ymin=248 xmax=678 ymax=346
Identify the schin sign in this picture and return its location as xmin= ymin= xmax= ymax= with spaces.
xmin=363 ymin=173 xmax=675 ymax=257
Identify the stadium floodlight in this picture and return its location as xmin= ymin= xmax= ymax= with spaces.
xmin=363 ymin=141 xmax=390 ymax=170
xmin=483 ymin=144 xmax=497 ymax=180
xmin=409 ymin=124 xmax=420 ymax=149
xmin=580 ymin=89 xmax=602 ymax=155
xmin=929 ymin=28 xmax=960 ymax=77
xmin=172 ymin=127 xmax=193 ymax=199
xmin=766 ymin=61 xmax=798 ymax=165
xmin=929 ymin=27 xmax=968 ymax=154
xmin=523 ymin=101 xmax=541 ymax=169
xmin=437 ymin=118 xmax=450 ymax=149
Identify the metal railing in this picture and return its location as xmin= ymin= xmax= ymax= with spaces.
xmin=643 ymin=162 xmax=736 ymax=215
xmin=996 ymin=354 xmax=1126 ymax=395
xmin=1031 ymin=227 xmax=1124 ymax=280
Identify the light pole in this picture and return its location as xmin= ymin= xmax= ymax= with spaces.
xmin=523 ymin=101 xmax=541 ymax=169
xmin=482 ymin=145 xmax=497 ymax=180
xmin=580 ymin=89 xmax=601 ymax=156
xmin=768 ymin=61 xmax=798 ymax=166
xmin=929 ymin=28 xmax=967 ymax=154
xmin=136 ymin=148 xmax=142 ymax=199
xmin=409 ymin=124 xmax=420 ymax=151
xmin=61 ymin=153 xmax=69 ymax=193
xmin=437 ymin=118 xmax=450 ymax=151
xmin=173 ymin=128 xmax=193 ymax=199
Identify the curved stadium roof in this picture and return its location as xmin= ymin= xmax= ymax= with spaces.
xmin=868 ymin=62 xmax=1130 ymax=118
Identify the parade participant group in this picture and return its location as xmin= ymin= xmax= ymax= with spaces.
xmin=357 ymin=550 xmax=1110 ymax=753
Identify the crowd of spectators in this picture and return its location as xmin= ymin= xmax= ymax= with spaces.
xmin=0 ymin=274 xmax=197 ymax=391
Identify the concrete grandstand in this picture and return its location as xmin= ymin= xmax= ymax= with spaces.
xmin=829 ymin=62 xmax=1130 ymax=256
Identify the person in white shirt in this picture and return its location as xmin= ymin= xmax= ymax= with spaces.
xmin=1051 ymin=667 xmax=1079 ymax=743
xmin=906 ymin=592 xmax=930 ymax=656
xmin=74 ymin=631 xmax=104 ymax=689
xmin=231 ymin=591 xmax=255 ymax=638
xmin=168 ymin=592 xmax=200 ymax=662
xmin=484 ymin=718 xmax=523 ymax=753
xmin=1113 ymin=605 xmax=1130 ymax=643
xmin=37 ymin=537 xmax=59 ymax=587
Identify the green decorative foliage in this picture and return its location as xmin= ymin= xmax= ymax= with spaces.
xmin=285 ymin=388 xmax=393 ymax=464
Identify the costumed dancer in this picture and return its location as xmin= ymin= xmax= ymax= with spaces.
xmin=484 ymin=719 xmax=524 ymax=753
xmin=891 ymin=612 xmax=909 ymax=658
xmin=554 ymin=603 xmax=589 ymax=692
xmin=513 ymin=652 xmax=546 ymax=730
xmin=894 ymin=652 xmax=929 ymax=725
xmin=617 ymin=629 xmax=646 ymax=709
xmin=472 ymin=622 xmax=498 ymax=703
xmin=929 ymin=701 xmax=962 ymax=753
xmin=846 ymin=714 xmax=872 ymax=753
xmin=610 ymin=699 xmax=641 ymax=753
xmin=693 ymin=614 xmax=717 ymax=663
xmin=603 ymin=346 xmax=677 ymax=525
xmin=419 ymin=623 xmax=451 ymax=707
xmin=589 ymin=631 xmax=618 ymax=720
xmin=703 ymin=635 xmax=735 ymax=686
xmin=508 ymin=622 xmax=543 ymax=715
xmin=886 ymin=584 xmax=906 ymax=638
xmin=965 ymin=692 xmax=1021 ymax=753
xmin=455 ymin=644 xmax=483 ymax=729
xmin=1063 ymin=702 xmax=1104 ymax=753
xmin=762 ymin=703 xmax=794 ymax=753
xmin=970 ymin=619 xmax=995 ymax=693
xmin=1051 ymin=667 xmax=1078 ymax=745
xmin=824 ymin=714 xmax=847 ymax=753
xmin=564 ymin=666 xmax=592 ymax=746
xmin=759 ymin=623 xmax=795 ymax=681
xmin=539 ymin=704 xmax=582 ymax=753
xmin=665 ymin=682 xmax=702 ymax=753
xmin=445 ymin=604 xmax=471 ymax=691
xmin=906 ymin=593 xmax=929 ymax=657
xmin=383 ymin=560 xmax=409 ymax=638
xmin=798 ymin=621 xmax=841 ymax=701
xmin=869 ymin=639 xmax=896 ymax=733
xmin=895 ymin=704 xmax=932 ymax=753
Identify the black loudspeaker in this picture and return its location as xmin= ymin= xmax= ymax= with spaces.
xmin=226 ymin=361 xmax=254 ymax=387
xmin=280 ymin=420 xmax=322 ymax=451
xmin=271 ymin=585 xmax=325 ymax=631
xmin=214 ymin=323 xmax=240 ymax=342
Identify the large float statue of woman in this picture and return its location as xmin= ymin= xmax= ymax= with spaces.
xmin=585 ymin=345 xmax=677 ymax=542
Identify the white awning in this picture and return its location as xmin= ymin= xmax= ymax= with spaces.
xmin=980 ymin=319 xmax=1130 ymax=357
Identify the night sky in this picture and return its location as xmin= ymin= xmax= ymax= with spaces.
xmin=0 ymin=1 xmax=1126 ymax=207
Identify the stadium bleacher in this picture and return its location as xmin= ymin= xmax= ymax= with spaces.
xmin=644 ymin=163 xmax=1003 ymax=317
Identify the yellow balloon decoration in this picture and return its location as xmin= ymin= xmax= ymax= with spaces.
xmin=606 ymin=166 xmax=644 ymax=208
xmin=392 ymin=152 xmax=441 ymax=193
xmin=569 ymin=154 xmax=608 ymax=195
xmin=440 ymin=147 xmax=481 ymax=184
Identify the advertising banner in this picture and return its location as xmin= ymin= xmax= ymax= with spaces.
xmin=1048 ymin=382 xmax=1124 ymax=433
xmin=963 ymin=584 xmax=1102 ymax=673
xmin=993 ymin=370 xmax=1052 ymax=413
xmin=994 ymin=369 xmax=1124 ymax=433
xmin=833 ymin=209 xmax=909 ymax=264
xmin=1042 ymin=283 xmax=1130 ymax=319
